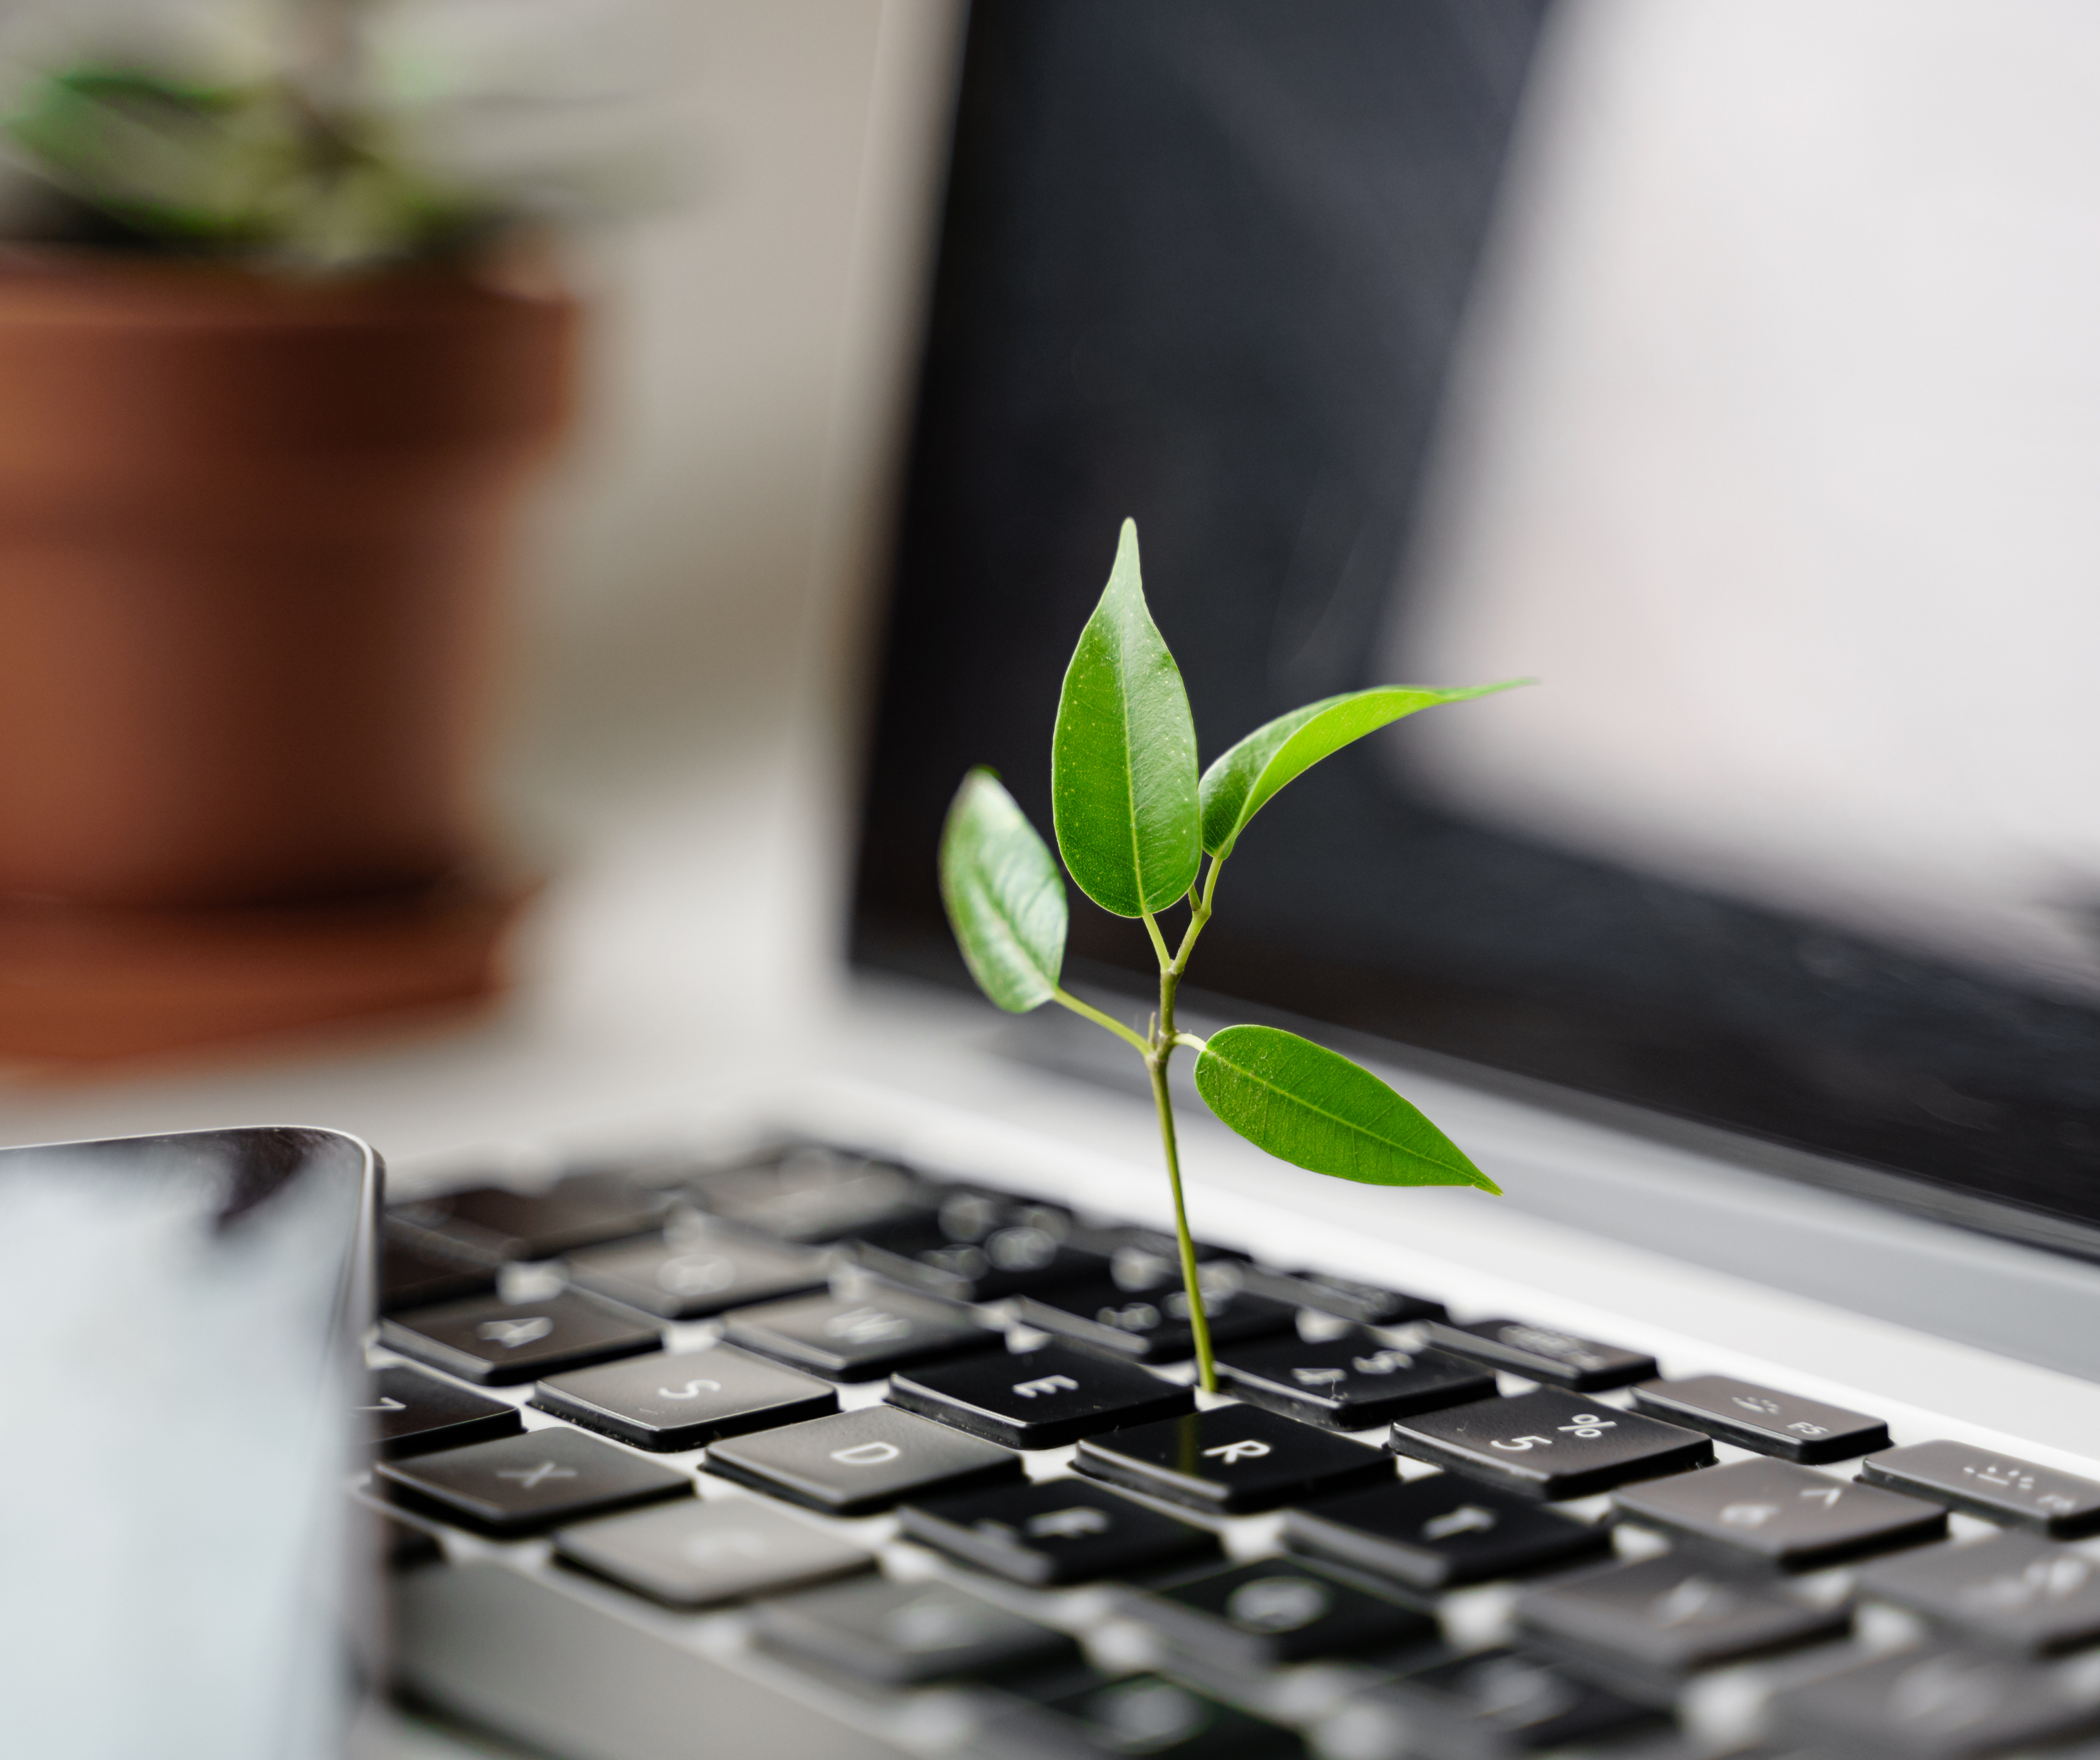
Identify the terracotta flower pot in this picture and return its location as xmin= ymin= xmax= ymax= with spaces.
xmin=0 ymin=252 xmax=575 ymax=1064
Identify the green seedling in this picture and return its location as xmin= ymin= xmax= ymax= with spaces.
xmin=939 ymin=518 xmax=1523 ymax=1392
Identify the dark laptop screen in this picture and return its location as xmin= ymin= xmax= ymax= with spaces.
xmin=851 ymin=0 xmax=2100 ymax=1260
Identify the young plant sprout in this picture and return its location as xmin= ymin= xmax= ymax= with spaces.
xmin=938 ymin=519 xmax=1522 ymax=1393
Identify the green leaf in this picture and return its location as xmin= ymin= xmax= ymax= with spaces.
xmin=939 ymin=768 xmax=1067 ymax=1012
xmin=1051 ymin=519 xmax=1202 ymax=918
xmin=1199 ymin=680 xmax=1527 ymax=860
xmin=1193 ymin=1024 xmax=1500 ymax=1193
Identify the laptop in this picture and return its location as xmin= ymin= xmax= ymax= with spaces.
xmin=64 ymin=5 xmax=2100 ymax=1757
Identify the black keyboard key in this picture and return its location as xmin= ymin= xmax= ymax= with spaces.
xmin=1219 ymin=1332 xmax=1494 ymax=1431
xmin=1859 ymin=1441 xmax=2100 ymax=1538
xmin=851 ymin=1220 xmax=1109 ymax=1303
xmin=1857 ymin=1531 xmax=2100 ymax=1656
xmin=380 ymin=1236 xmax=497 ymax=1312
xmin=387 ymin=1173 xmax=664 ymax=1263
xmin=375 ymin=1426 xmax=692 ymax=1533
xmin=1072 ymin=1406 xmax=1391 ymax=1515
xmin=361 ymin=1363 xmax=522 ymax=1458
xmin=1613 ymin=1457 xmax=1946 ymax=1571
xmin=979 ymin=1674 xmax=1305 ymax=1760
xmin=1236 ymin=1267 xmax=1446 ymax=1326
xmin=1066 ymin=1225 xmax=1250 ymax=1281
xmin=1629 ymin=1375 xmax=1889 ymax=1463
xmin=897 ymin=1478 xmax=1218 ymax=1586
xmin=753 ymin=1576 xmax=1076 ymax=1686
xmin=1010 ymin=1279 xmax=1295 ymax=1364
xmin=380 ymin=1513 xmax=442 ymax=1570
xmin=379 ymin=1291 xmax=661 ymax=1386
xmin=1390 ymin=1389 xmax=1713 ymax=1500
xmin=553 ymin=1496 xmax=873 ymax=1609
xmin=1126 ymin=1558 xmax=1436 ymax=1668
xmin=720 ymin=1289 xmax=992 ymax=1381
xmin=886 ymin=1344 xmax=1193 ymax=1449
xmin=686 ymin=1145 xmax=933 ymax=1243
xmin=702 ymin=1405 xmax=1022 ymax=1514
xmin=1770 ymin=1643 xmax=2100 ymax=1759
xmin=1517 ymin=1555 xmax=1848 ymax=1676
xmin=1284 ymin=1476 xmax=1611 ymax=1591
xmin=1345 ymin=1649 xmax=1669 ymax=1756
xmin=531 ymin=1345 xmax=836 ymax=1450
xmin=1423 ymin=1319 xmax=1657 ymax=1391
xmin=563 ymin=1232 xmax=827 ymax=1320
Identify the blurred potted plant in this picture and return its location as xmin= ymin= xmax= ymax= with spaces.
xmin=0 ymin=0 xmax=660 ymax=1063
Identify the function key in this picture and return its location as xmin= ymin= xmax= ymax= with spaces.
xmin=1770 ymin=1643 xmax=2100 ymax=1758
xmin=886 ymin=1343 xmax=1192 ymax=1449
xmin=1390 ymin=1388 xmax=1712 ymax=1500
xmin=1517 ymin=1554 xmax=1848 ymax=1677
xmin=1856 ymin=1531 xmax=2100 ymax=1657
xmin=1125 ymin=1558 xmax=1436 ymax=1669
xmin=753 ymin=1576 xmax=1076 ymax=1686
xmin=375 ymin=1426 xmax=692 ymax=1534
xmin=1613 ymin=1457 xmax=1946 ymax=1571
xmin=386 ymin=1173 xmax=665 ymax=1263
xmin=897 ymin=1478 xmax=1218 ymax=1586
xmin=1236 ymin=1268 xmax=1445 ymax=1326
xmin=979 ymin=1674 xmax=1305 ymax=1760
xmin=1859 ymin=1441 xmax=2100 ymax=1538
xmin=1347 ymin=1649 xmax=1668 ymax=1757
xmin=1283 ymin=1476 xmax=1610 ymax=1591
xmin=360 ymin=1363 xmax=522 ymax=1458
xmin=720 ymin=1289 xmax=993 ymax=1381
xmin=531 ymin=1345 xmax=836 ymax=1451
xmin=554 ymin=1497 xmax=873 ymax=1609
xmin=563 ymin=1231 xmax=827 ymax=1320
xmin=1010 ymin=1277 xmax=1294 ymax=1365
xmin=1219 ymin=1331 xmax=1493 ymax=1431
xmin=1629 ymin=1374 xmax=1889 ymax=1463
xmin=1073 ymin=1406 xmax=1391 ymax=1515
xmin=702 ymin=1405 xmax=1021 ymax=1516
xmin=380 ymin=1291 xmax=662 ymax=1386
xmin=685 ymin=1144 xmax=933 ymax=1243
xmin=1423 ymin=1318 xmax=1657 ymax=1391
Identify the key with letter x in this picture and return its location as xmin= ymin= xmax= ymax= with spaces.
xmin=375 ymin=1427 xmax=692 ymax=1534
xmin=1074 ymin=1406 xmax=1392 ymax=1513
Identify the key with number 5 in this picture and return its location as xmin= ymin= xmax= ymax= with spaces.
xmin=1390 ymin=1388 xmax=1713 ymax=1499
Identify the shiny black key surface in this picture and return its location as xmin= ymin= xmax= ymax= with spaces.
xmin=1072 ymin=1405 xmax=1392 ymax=1514
xmin=563 ymin=1231 xmax=828 ymax=1320
xmin=362 ymin=1363 xmax=522 ymax=1458
xmin=375 ymin=1426 xmax=692 ymax=1533
xmin=685 ymin=1145 xmax=933 ymax=1243
xmin=720 ymin=1288 xmax=992 ymax=1381
xmin=897 ymin=1478 xmax=1218 ymax=1586
xmin=379 ymin=1291 xmax=662 ymax=1386
xmin=886 ymin=1343 xmax=1193 ymax=1448
xmin=1770 ymin=1643 xmax=2100 ymax=1759
xmin=1010 ymin=1278 xmax=1295 ymax=1364
xmin=1237 ymin=1267 xmax=1445 ymax=1326
xmin=1219 ymin=1331 xmax=1494 ymax=1431
xmin=1283 ymin=1476 xmax=1611 ymax=1591
xmin=553 ymin=1496 xmax=873 ymax=1608
xmin=1859 ymin=1440 xmax=2100 ymax=1538
xmin=979 ymin=1672 xmax=1306 ymax=1760
xmin=702 ymin=1404 xmax=1023 ymax=1514
xmin=1390 ymin=1388 xmax=1713 ymax=1500
xmin=531 ymin=1344 xmax=836 ymax=1450
xmin=1630 ymin=1375 xmax=1889 ymax=1463
xmin=1613 ymin=1457 xmax=1946 ymax=1571
xmin=1352 ymin=1648 xmax=1670 ymax=1756
xmin=850 ymin=1220 xmax=1108 ymax=1303
xmin=1856 ymin=1531 xmax=2100 ymax=1656
xmin=387 ymin=1173 xmax=664 ymax=1263
xmin=753 ymin=1576 xmax=1076 ymax=1685
xmin=1127 ymin=1558 xmax=1436 ymax=1668
xmin=1517 ymin=1554 xmax=1848 ymax=1676
xmin=1424 ymin=1318 xmax=1658 ymax=1391
xmin=380 ymin=1236 xmax=498 ymax=1312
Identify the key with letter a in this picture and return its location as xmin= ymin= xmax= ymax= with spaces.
xmin=886 ymin=1343 xmax=1193 ymax=1448
xmin=1072 ymin=1406 xmax=1391 ymax=1513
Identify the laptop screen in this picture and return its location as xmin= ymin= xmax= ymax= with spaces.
xmin=851 ymin=1 xmax=2100 ymax=1261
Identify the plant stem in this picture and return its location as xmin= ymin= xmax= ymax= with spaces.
xmin=1051 ymin=987 xmax=1151 ymax=1055
xmin=1148 ymin=907 xmax=1217 ymax=1393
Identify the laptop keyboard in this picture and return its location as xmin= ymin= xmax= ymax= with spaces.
xmin=363 ymin=1141 xmax=2100 ymax=1759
